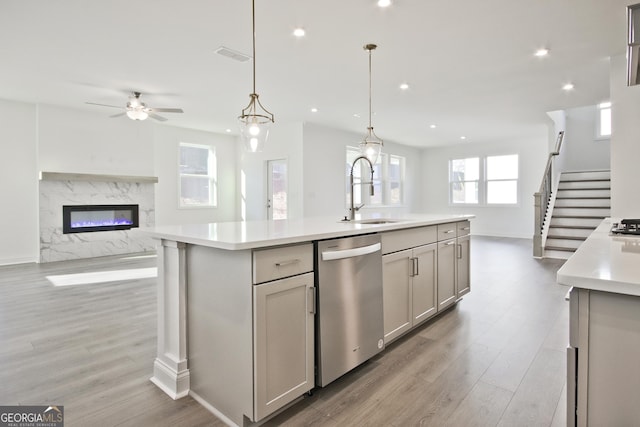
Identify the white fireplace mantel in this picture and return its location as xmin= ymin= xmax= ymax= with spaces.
xmin=39 ymin=171 xmax=159 ymax=184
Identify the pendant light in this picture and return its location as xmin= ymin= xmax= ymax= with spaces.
xmin=359 ymin=44 xmax=383 ymax=164
xmin=238 ymin=0 xmax=274 ymax=153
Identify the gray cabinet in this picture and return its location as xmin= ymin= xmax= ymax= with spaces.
xmin=251 ymin=243 xmax=315 ymax=421
xmin=381 ymin=226 xmax=439 ymax=344
xmin=382 ymin=243 xmax=437 ymax=344
xmin=568 ymin=287 xmax=640 ymax=426
xmin=253 ymin=272 xmax=315 ymax=420
xmin=456 ymin=221 xmax=471 ymax=299
xmin=382 ymin=249 xmax=412 ymax=343
xmin=437 ymin=238 xmax=457 ymax=311
xmin=437 ymin=221 xmax=471 ymax=308
xmin=411 ymin=243 xmax=438 ymax=324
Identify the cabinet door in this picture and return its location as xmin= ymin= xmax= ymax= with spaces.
xmin=412 ymin=243 xmax=437 ymax=325
xmin=382 ymin=249 xmax=413 ymax=343
xmin=253 ymin=272 xmax=315 ymax=421
xmin=437 ymin=239 xmax=457 ymax=311
xmin=456 ymin=234 xmax=470 ymax=298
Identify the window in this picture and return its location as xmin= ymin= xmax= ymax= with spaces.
xmin=346 ymin=147 xmax=405 ymax=206
xmin=450 ymin=158 xmax=479 ymax=204
xmin=449 ymin=154 xmax=518 ymax=205
xmin=597 ymin=102 xmax=611 ymax=138
xmin=486 ymin=155 xmax=518 ymax=204
xmin=179 ymin=143 xmax=217 ymax=207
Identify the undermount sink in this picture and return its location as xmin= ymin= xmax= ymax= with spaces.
xmin=351 ymin=218 xmax=401 ymax=225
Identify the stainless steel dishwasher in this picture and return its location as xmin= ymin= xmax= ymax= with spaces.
xmin=315 ymin=234 xmax=384 ymax=386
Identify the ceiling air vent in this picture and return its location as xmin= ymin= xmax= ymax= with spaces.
xmin=215 ymin=46 xmax=252 ymax=62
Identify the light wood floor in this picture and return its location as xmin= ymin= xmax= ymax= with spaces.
xmin=0 ymin=237 xmax=567 ymax=426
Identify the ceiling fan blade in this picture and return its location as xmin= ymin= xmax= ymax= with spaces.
xmin=148 ymin=107 xmax=184 ymax=113
xmin=86 ymin=102 xmax=122 ymax=109
xmin=148 ymin=112 xmax=168 ymax=122
xmin=109 ymin=112 xmax=126 ymax=118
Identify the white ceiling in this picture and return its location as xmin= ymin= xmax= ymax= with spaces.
xmin=0 ymin=0 xmax=632 ymax=147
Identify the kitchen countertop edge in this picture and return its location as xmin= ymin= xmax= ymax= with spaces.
xmin=557 ymin=218 xmax=640 ymax=297
xmin=136 ymin=214 xmax=474 ymax=251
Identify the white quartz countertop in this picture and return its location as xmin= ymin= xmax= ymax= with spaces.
xmin=557 ymin=218 xmax=640 ymax=296
xmin=136 ymin=213 xmax=473 ymax=250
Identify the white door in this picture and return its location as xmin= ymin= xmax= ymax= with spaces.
xmin=267 ymin=159 xmax=287 ymax=220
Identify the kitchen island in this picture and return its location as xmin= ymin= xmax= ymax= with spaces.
xmin=138 ymin=214 xmax=473 ymax=426
xmin=557 ymin=218 xmax=640 ymax=426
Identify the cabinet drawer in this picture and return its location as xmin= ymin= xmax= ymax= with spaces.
xmin=457 ymin=220 xmax=471 ymax=236
xmin=253 ymin=243 xmax=314 ymax=284
xmin=437 ymin=223 xmax=457 ymax=241
xmin=381 ymin=226 xmax=437 ymax=254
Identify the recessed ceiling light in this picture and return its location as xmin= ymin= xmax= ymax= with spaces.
xmin=377 ymin=0 xmax=392 ymax=7
xmin=225 ymin=128 xmax=232 ymax=133
xmin=535 ymin=48 xmax=549 ymax=57
xmin=311 ymin=108 xmax=318 ymax=113
xmin=399 ymin=83 xmax=409 ymax=90
xmin=563 ymin=83 xmax=575 ymax=91
xmin=430 ymin=124 xmax=437 ymax=129
xmin=353 ymin=113 xmax=361 ymax=118
xmin=293 ymin=28 xmax=306 ymax=37
xmin=460 ymin=136 xmax=467 ymax=140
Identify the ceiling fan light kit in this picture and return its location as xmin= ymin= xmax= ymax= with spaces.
xmin=238 ymin=0 xmax=274 ymax=153
xmin=86 ymin=91 xmax=184 ymax=122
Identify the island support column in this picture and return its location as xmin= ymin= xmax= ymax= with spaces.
xmin=150 ymin=239 xmax=190 ymax=399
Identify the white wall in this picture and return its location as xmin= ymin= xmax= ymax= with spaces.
xmin=610 ymin=54 xmax=640 ymax=217
xmin=239 ymin=122 xmax=304 ymax=221
xmin=37 ymin=104 xmax=155 ymax=175
xmin=154 ymin=125 xmax=237 ymax=225
xmin=562 ymin=105 xmax=610 ymax=172
xmin=302 ymin=123 xmax=422 ymax=219
xmin=0 ymin=99 xmax=37 ymax=265
xmin=420 ymin=135 xmax=548 ymax=238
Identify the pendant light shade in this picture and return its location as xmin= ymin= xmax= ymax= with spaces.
xmin=359 ymin=44 xmax=383 ymax=164
xmin=238 ymin=0 xmax=274 ymax=152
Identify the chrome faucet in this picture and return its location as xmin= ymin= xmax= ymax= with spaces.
xmin=348 ymin=155 xmax=375 ymax=221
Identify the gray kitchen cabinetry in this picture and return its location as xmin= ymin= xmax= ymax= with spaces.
xmin=381 ymin=226 xmax=438 ymax=344
xmin=568 ymin=287 xmax=640 ymax=426
xmin=252 ymin=244 xmax=315 ymax=421
xmin=456 ymin=221 xmax=471 ymax=299
xmin=437 ymin=223 xmax=458 ymax=311
xmin=437 ymin=221 xmax=471 ymax=310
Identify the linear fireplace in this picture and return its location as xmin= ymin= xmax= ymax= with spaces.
xmin=62 ymin=204 xmax=139 ymax=234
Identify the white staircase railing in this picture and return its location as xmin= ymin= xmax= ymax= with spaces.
xmin=533 ymin=131 xmax=564 ymax=257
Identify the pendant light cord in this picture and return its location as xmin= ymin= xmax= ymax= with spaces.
xmin=252 ymin=0 xmax=257 ymax=95
xmin=368 ymin=47 xmax=372 ymax=128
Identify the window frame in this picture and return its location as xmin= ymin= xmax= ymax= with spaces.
xmin=448 ymin=154 xmax=519 ymax=207
xmin=485 ymin=154 xmax=519 ymax=205
xmin=178 ymin=142 xmax=217 ymax=209
xmin=449 ymin=157 xmax=480 ymax=205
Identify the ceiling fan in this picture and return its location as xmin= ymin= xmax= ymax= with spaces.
xmin=86 ymin=92 xmax=184 ymax=122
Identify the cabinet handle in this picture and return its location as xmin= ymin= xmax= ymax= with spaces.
xmin=414 ymin=257 xmax=419 ymax=276
xmin=309 ymin=287 xmax=316 ymax=314
xmin=457 ymin=244 xmax=462 ymax=259
xmin=445 ymin=241 xmax=456 ymax=246
xmin=461 ymin=227 xmax=470 ymax=231
xmin=444 ymin=229 xmax=455 ymax=234
xmin=275 ymin=259 xmax=300 ymax=267
xmin=409 ymin=257 xmax=419 ymax=277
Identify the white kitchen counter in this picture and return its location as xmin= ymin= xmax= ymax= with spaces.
xmin=557 ymin=218 xmax=640 ymax=296
xmin=137 ymin=213 xmax=474 ymax=250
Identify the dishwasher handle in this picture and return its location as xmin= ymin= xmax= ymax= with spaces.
xmin=321 ymin=242 xmax=381 ymax=261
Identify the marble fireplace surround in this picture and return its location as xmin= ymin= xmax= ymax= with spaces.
xmin=39 ymin=172 xmax=158 ymax=263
